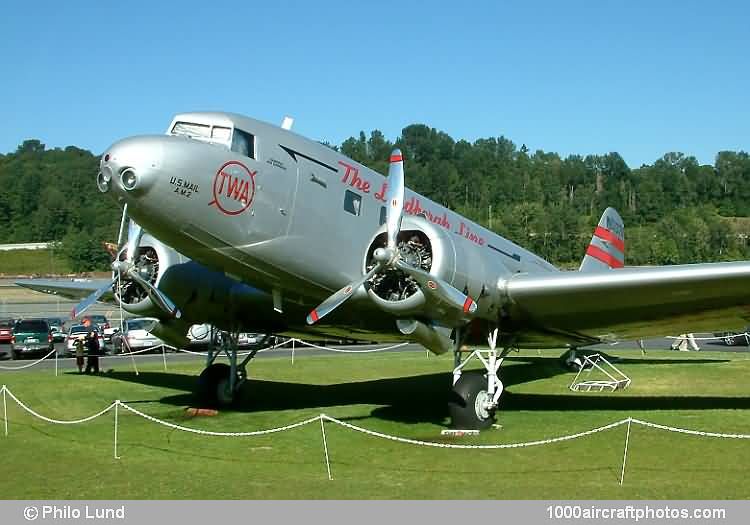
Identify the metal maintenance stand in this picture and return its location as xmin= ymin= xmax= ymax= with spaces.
xmin=569 ymin=353 xmax=631 ymax=392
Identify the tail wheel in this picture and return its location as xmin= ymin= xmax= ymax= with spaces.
xmin=197 ymin=363 xmax=236 ymax=407
xmin=448 ymin=371 xmax=496 ymax=430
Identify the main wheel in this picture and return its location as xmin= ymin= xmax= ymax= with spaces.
xmin=196 ymin=363 xmax=236 ymax=407
xmin=724 ymin=335 xmax=736 ymax=346
xmin=448 ymin=371 xmax=497 ymax=430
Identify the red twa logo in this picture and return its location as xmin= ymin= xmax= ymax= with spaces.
xmin=209 ymin=161 xmax=257 ymax=215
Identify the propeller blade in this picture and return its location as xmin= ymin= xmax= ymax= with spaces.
xmin=70 ymin=278 xmax=116 ymax=319
xmin=385 ymin=149 xmax=405 ymax=251
xmin=116 ymin=203 xmax=129 ymax=248
xmin=125 ymin=220 xmax=143 ymax=263
xmin=394 ymin=260 xmax=477 ymax=315
xmin=307 ymin=264 xmax=383 ymax=325
xmin=128 ymin=270 xmax=182 ymax=319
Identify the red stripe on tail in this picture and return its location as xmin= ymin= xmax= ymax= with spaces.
xmin=593 ymin=226 xmax=625 ymax=252
xmin=586 ymin=244 xmax=624 ymax=268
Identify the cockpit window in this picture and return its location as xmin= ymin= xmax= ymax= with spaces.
xmin=212 ymin=126 xmax=231 ymax=142
xmin=171 ymin=121 xmax=211 ymax=139
xmin=231 ymin=129 xmax=255 ymax=159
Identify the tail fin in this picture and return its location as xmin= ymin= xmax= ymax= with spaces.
xmin=579 ymin=207 xmax=624 ymax=271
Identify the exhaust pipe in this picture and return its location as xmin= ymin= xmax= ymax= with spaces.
xmin=396 ymin=319 xmax=453 ymax=355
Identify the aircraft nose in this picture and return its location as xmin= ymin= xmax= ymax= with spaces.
xmin=97 ymin=136 xmax=166 ymax=198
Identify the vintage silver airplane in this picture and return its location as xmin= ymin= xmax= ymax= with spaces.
xmin=17 ymin=111 xmax=750 ymax=429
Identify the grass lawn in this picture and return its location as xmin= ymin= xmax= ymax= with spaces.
xmin=1 ymin=349 xmax=750 ymax=499
xmin=0 ymin=249 xmax=71 ymax=276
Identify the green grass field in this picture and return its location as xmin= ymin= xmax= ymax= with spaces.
xmin=0 ymin=249 xmax=71 ymax=276
xmin=1 ymin=349 xmax=750 ymax=499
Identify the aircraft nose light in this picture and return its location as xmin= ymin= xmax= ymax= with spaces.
xmin=120 ymin=168 xmax=138 ymax=191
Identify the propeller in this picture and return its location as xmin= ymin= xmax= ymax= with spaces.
xmin=307 ymin=149 xmax=477 ymax=325
xmin=71 ymin=207 xmax=181 ymax=320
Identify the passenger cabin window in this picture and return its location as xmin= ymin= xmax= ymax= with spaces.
xmin=344 ymin=190 xmax=362 ymax=216
xmin=231 ymin=129 xmax=255 ymax=159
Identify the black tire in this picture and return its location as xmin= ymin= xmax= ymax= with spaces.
xmin=448 ymin=371 xmax=497 ymax=430
xmin=11 ymin=350 xmax=19 ymax=360
xmin=725 ymin=335 xmax=736 ymax=346
xmin=196 ymin=363 xmax=235 ymax=407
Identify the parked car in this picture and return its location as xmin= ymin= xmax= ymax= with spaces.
xmin=47 ymin=317 xmax=67 ymax=342
xmin=0 ymin=319 xmax=15 ymax=344
xmin=65 ymin=325 xmax=105 ymax=356
xmin=81 ymin=315 xmax=110 ymax=334
xmin=102 ymin=324 xmax=120 ymax=343
xmin=112 ymin=318 xmax=164 ymax=353
xmin=11 ymin=319 xmax=54 ymax=359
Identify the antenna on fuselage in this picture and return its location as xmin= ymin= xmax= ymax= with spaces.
xmin=281 ymin=116 xmax=294 ymax=130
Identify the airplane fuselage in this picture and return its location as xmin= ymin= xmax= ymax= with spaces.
xmin=101 ymin=112 xmax=559 ymax=344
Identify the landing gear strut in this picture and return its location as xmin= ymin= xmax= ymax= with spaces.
xmin=196 ymin=328 xmax=267 ymax=407
xmin=449 ymin=328 xmax=509 ymax=430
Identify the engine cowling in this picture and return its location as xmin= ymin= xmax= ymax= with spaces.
xmin=113 ymin=235 xmax=278 ymax=346
xmin=363 ymin=215 xmax=502 ymax=320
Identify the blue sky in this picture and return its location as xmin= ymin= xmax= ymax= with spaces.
xmin=0 ymin=1 xmax=747 ymax=167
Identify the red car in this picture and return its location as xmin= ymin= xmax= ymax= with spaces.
xmin=0 ymin=319 xmax=15 ymax=344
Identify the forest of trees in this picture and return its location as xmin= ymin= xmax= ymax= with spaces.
xmin=1 ymin=129 xmax=749 ymax=272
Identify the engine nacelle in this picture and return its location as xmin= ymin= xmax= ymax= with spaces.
xmin=363 ymin=215 xmax=503 ymax=319
xmin=115 ymin=235 xmax=278 ymax=336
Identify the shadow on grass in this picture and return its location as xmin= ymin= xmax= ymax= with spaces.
xmin=91 ymin=354 xmax=743 ymax=426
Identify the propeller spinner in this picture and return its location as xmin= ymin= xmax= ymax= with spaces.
xmin=306 ymin=149 xmax=477 ymax=325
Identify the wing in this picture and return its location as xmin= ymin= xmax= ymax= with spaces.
xmin=15 ymin=278 xmax=115 ymax=302
xmin=501 ymin=261 xmax=750 ymax=346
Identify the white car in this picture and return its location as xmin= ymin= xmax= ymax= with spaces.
xmin=112 ymin=318 xmax=164 ymax=353
xmin=65 ymin=325 xmax=105 ymax=355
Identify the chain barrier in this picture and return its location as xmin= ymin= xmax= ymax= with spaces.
xmin=4 ymin=384 xmax=750 ymax=484
xmin=0 ymin=348 xmax=56 ymax=370
xmin=321 ymin=414 xmax=629 ymax=449
xmin=2 ymin=386 xmax=115 ymax=425
xmin=292 ymin=340 xmax=410 ymax=353
xmin=117 ymin=401 xmax=321 ymax=436
xmin=665 ymin=332 xmax=750 ymax=342
xmin=631 ymin=418 xmax=750 ymax=439
xmin=0 ymin=337 xmax=407 ymax=372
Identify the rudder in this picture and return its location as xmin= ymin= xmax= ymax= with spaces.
xmin=579 ymin=207 xmax=624 ymax=271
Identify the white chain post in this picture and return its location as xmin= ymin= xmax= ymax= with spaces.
xmin=2 ymin=385 xmax=7 ymax=437
xmin=55 ymin=347 xmax=58 ymax=377
xmin=620 ymin=417 xmax=632 ymax=485
xmin=114 ymin=401 xmax=121 ymax=460
xmin=320 ymin=415 xmax=332 ymax=480
xmin=162 ymin=344 xmax=168 ymax=371
xmin=291 ymin=338 xmax=295 ymax=365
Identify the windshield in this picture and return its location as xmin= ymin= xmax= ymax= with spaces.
xmin=126 ymin=319 xmax=154 ymax=331
xmin=15 ymin=320 xmax=49 ymax=332
xmin=171 ymin=121 xmax=232 ymax=147
xmin=70 ymin=325 xmax=97 ymax=335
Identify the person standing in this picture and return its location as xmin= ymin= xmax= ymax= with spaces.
xmin=85 ymin=331 xmax=101 ymax=374
xmin=74 ymin=336 xmax=85 ymax=373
